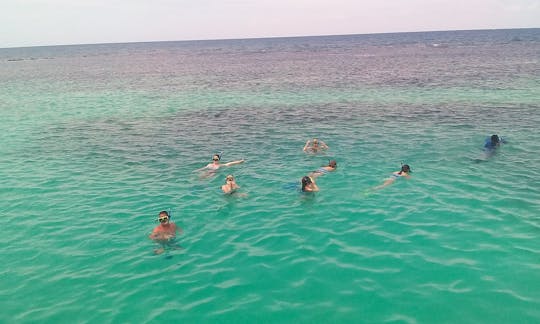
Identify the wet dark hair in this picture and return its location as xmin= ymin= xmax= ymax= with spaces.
xmin=159 ymin=210 xmax=169 ymax=217
xmin=491 ymin=135 xmax=500 ymax=144
xmin=301 ymin=176 xmax=312 ymax=191
xmin=212 ymin=154 xmax=221 ymax=161
xmin=328 ymin=160 xmax=337 ymax=168
xmin=399 ymin=164 xmax=411 ymax=174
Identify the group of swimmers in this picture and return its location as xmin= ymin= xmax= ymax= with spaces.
xmin=300 ymin=159 xmax=337 ymax=192
xmin=193 ymin=153 xmax=245 ymax=194
xmin=149 ymin=135 xmax=504 ymax=254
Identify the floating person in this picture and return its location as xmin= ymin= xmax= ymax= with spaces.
xmin=373 ymin=164 xmax=411 ymax=190
xmin=475 ymin=134 xmax=507 ymax=162
xmin=221 ymin=174 xmax=241 ymax=194
xmin=301 ymin=176 xmax=319 ymax=192
xmin=195 ymin=153 xmax=245 ymax=177
xmin=484 ymin=134 xmax=506 ymax=151
xmin=303 ymin=138 xmax=329 ymax=153
xmin=149 ymin=210 xmax=181 ymax=255
xmin=309 ymin=160 xmax=337 ymax=179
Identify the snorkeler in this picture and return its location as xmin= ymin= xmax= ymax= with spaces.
xmin=309 ymin=160 xmax=337 ymax=179
xmin=301 ymin=176 xmax=319 ymax=192
xmin=221 ymin=174 xmax=240 ymax=194
xmin=476 ymin=134 xmax=507 ymax=161
xmin=195 ymin=153 xmax=245 ymax=174
xmin=373 ymin=164 xmax=411 ymax=190
xmin=484 ymin=134 xmax=506 ymax=151
xmin=303 ymin=138 xmax=329 ymax=153
xmin=149 ymin=211 xmax=181 ymax=255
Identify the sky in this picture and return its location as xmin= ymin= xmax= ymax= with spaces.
xmin=1 ymin=0 xmax=539 ymax=48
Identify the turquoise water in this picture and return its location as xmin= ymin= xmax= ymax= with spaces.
xmin=1 ymin=29 xmax=540 ymax=323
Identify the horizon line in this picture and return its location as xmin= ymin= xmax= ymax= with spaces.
xmin=1 ymin=26 xmax=539 ymax=50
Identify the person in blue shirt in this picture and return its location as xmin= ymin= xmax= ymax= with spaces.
xmin=484 ymin=134 xmax=505 ymax=151
xmin=477 ymin=134 xmax=508 ymax=162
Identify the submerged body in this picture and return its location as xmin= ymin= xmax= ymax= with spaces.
xmin=374 ymin=164 xmax=411 ymax=190
xmin=478 ymin=134 xmax=506 ymax=161
xmin=222 ymin=175 xmax=241 ymax=194
xmin=303 ymin=138 xmax=329 ymax=153
xmin=196 ymin=154 xmax=245 ymax=177
xmin=309 ymin=160 xmax=337 ymax=178
xmin=149 ymin=211 xmax=182 ymax=254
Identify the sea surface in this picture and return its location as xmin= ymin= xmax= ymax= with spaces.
xmin=1 ymin=29 xmax=539 ymax=323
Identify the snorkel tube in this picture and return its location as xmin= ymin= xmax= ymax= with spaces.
xmin=400 ymin=162 xmax=411 ymax=174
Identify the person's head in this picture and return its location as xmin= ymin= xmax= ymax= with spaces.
xmin=490 ymin=134 xmax=500 ymax=145
xmin=158 ymin=211 xmax=170 ymax=224
xmin=301 ymin=176 xmax=312 ymax=191
xmin=212 ymin=154 xmax=221 ymax=162
xmin=328 ymin=160 xmax=337 ymax=168
xmin=401 ymin=164 xmax=411 ymax=173
xmin=312 ymin=138 xmax=319 ymax=146
xmin=225 ymin=175 xmax=234 ymax=183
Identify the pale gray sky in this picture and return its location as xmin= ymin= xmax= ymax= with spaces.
xmin=1 ymin=0 xmax=539 ymax=48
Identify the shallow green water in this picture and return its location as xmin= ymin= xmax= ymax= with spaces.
xmin=1 ymin=30 xmax=540 ymax=323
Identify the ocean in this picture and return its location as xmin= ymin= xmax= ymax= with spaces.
xmin=1 ymin=29 xmax=539 ymax=323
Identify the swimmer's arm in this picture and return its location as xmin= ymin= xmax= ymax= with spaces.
xmin=224 ymin=159 xmax=245 ymax=166
xmin=149 ymin=229 xmax=160 ymax=240
xmin=194 ymin=165 xmax=209 ymax=172
xmin=310 ymin=177 xmax=320 ymax=191
xmin=320 ymin=141 xmax=329 ymax=149
xmin=303 ymin=140 xmax=310 ymax=151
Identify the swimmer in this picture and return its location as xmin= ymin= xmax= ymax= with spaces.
xmin=149 ymin=211 xmax=182 ymax=255
xmin=373 ymin=164 xmax=411 ymax=190
xmin=484 ymin=134 xmax=506 ymax=151
xmin=222 ymin=174 xmax=240 ymax=194
xmin=303 ymin=138 xmax=329 ymax=153
xmin=195 ymin=154 xmax=245 ymax=174
xmin=476 ymin=134 xmax=507 ymax=161
xmin=309 ymin=160 xmax=337 ymax=179
xmin=301 ymin=176 xmax=319 ymax=192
